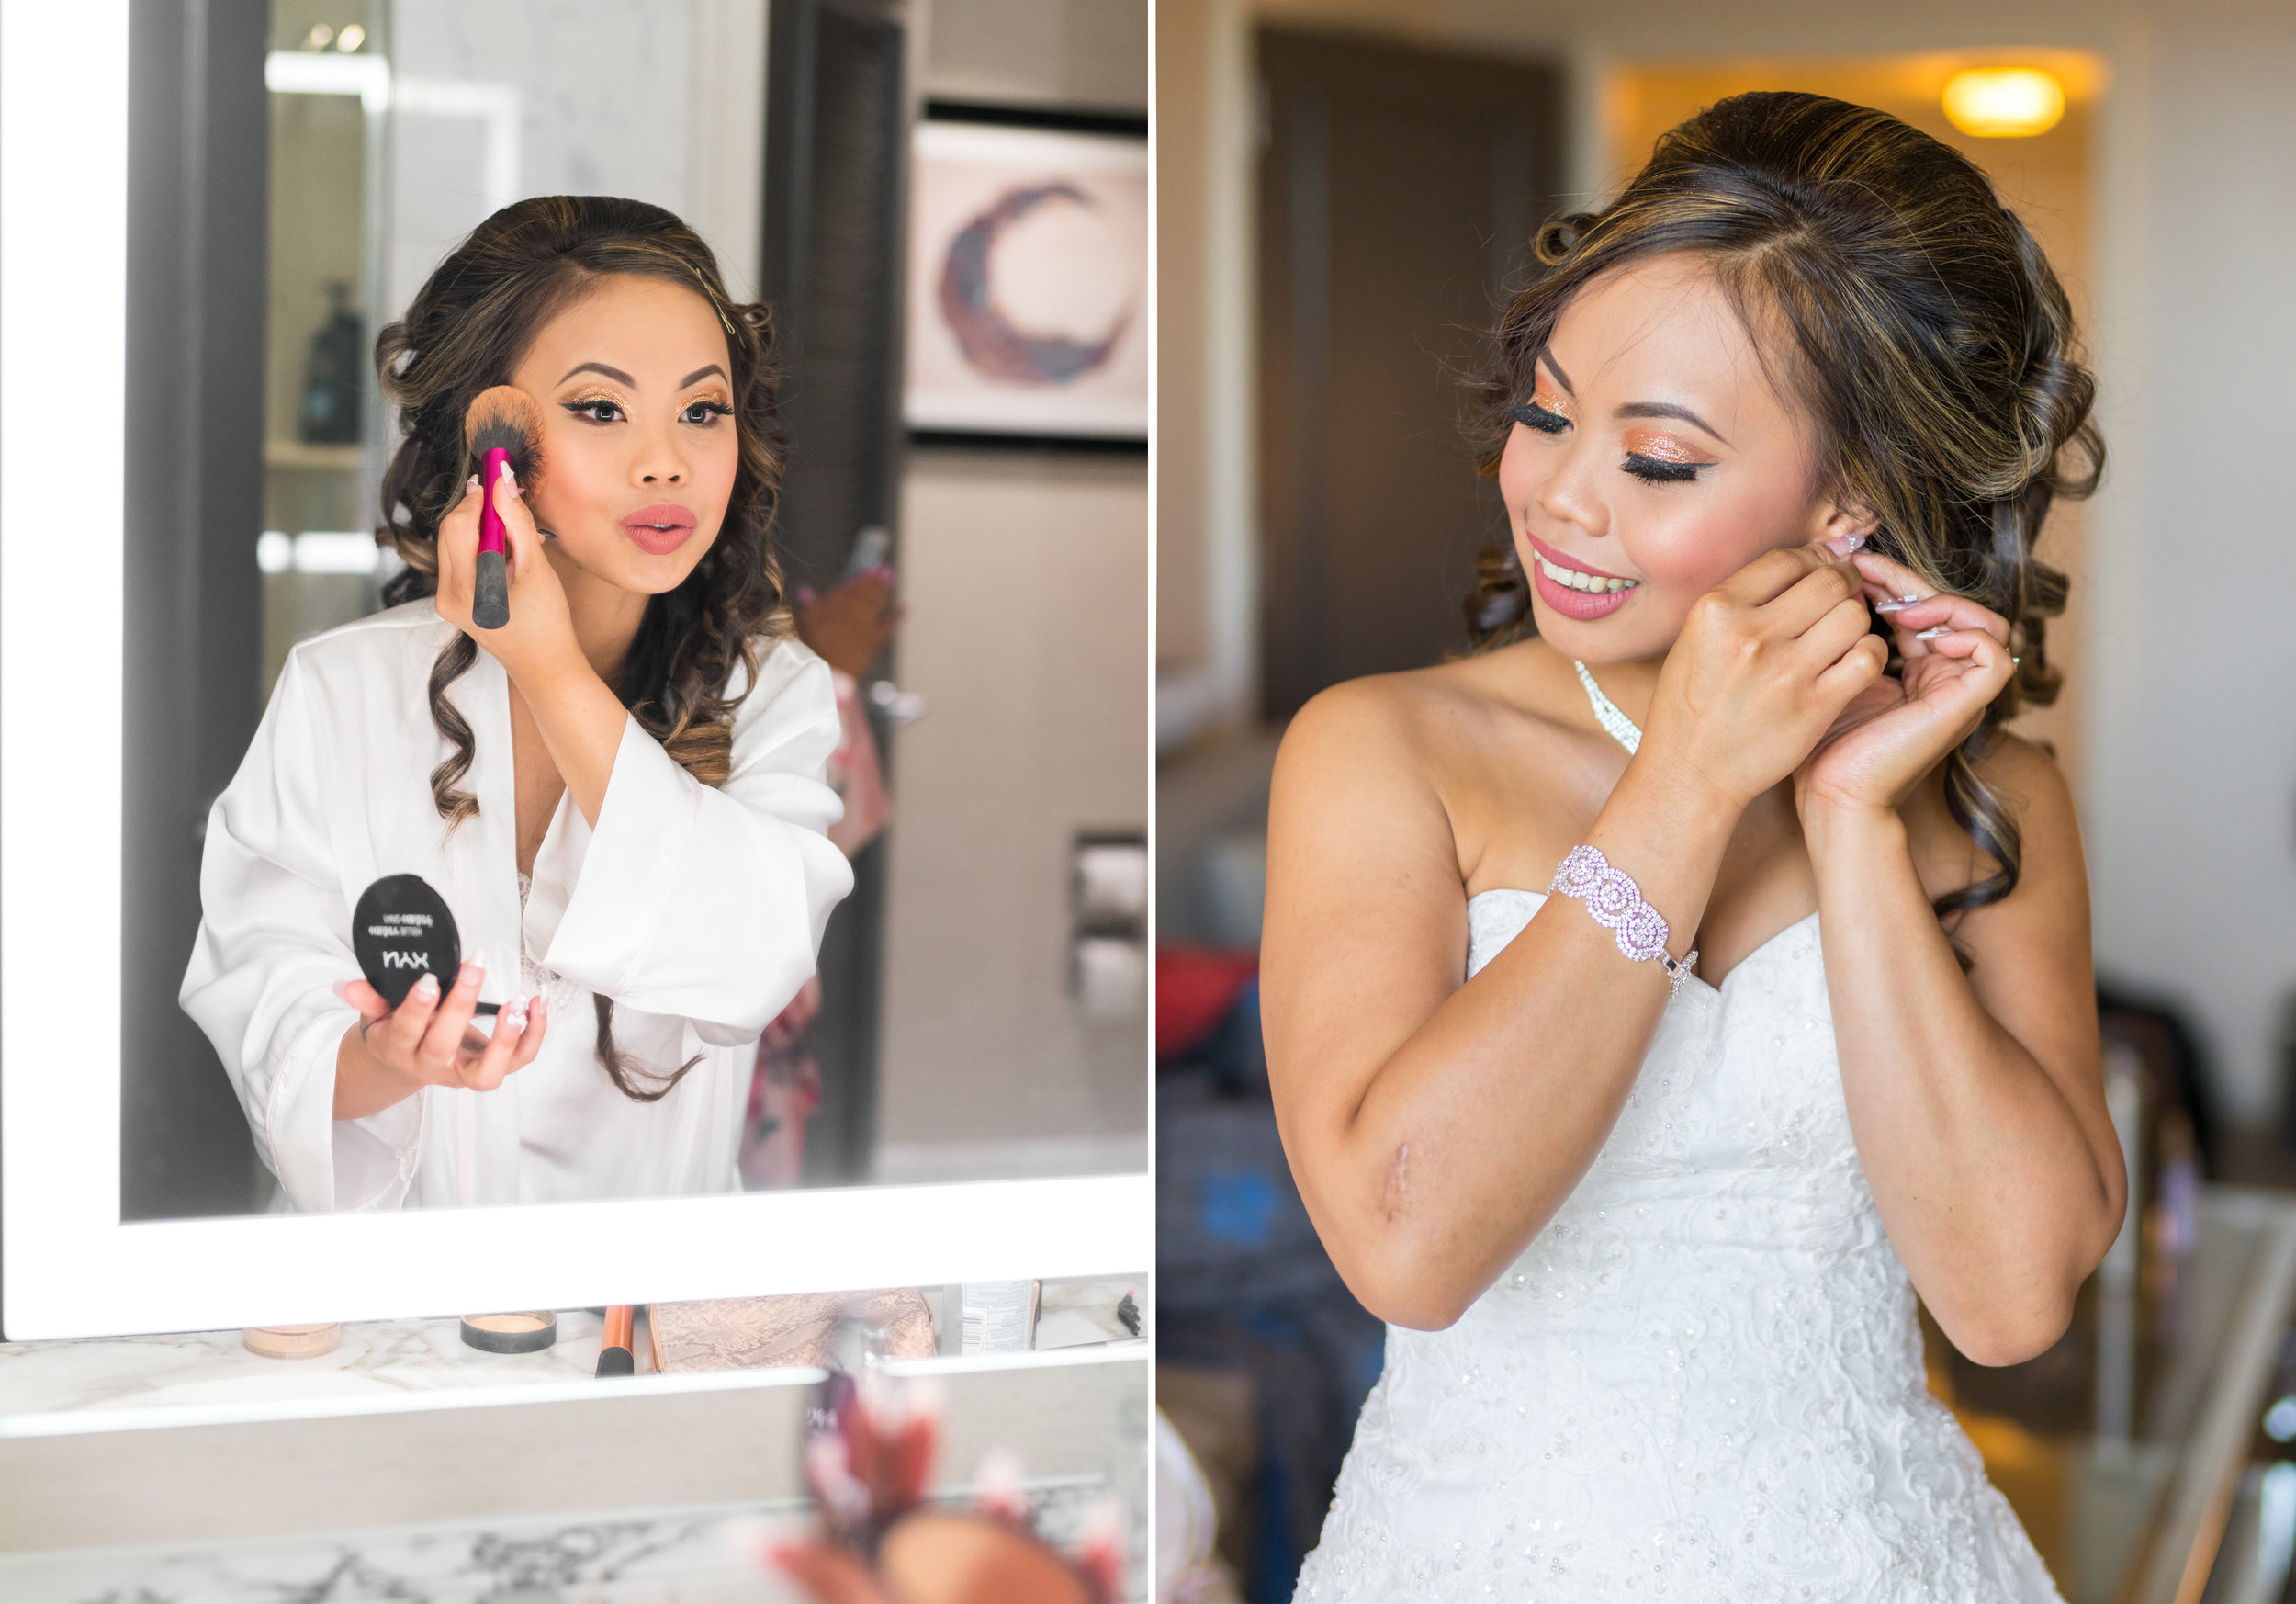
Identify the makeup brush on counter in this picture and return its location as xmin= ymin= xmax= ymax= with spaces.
xmin=596 ymin=1304 xmax=636 ymax=1376
xmin=462 ymin=385 xmax=546 ymax=631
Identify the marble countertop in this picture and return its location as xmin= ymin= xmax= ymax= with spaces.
xmin=0 ymin=1497 xmax=813 ymax=1604
xmin=0 ymin=1277 xmax=1146 ymax=1431
xmin=0 ymin=1296 xmax=1149 ymax=1600
xmin=0 ymin=1307 xmax=644 ymax=1429
xmin=0 ymin=1478 xmax=1125 ymax=1604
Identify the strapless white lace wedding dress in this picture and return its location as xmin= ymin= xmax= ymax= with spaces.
xmin=1292 ymin=888 xmax=2064 ymax=1603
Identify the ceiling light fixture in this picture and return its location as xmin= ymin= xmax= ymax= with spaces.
xmin=1942 ymin=67 xmax=2066 ymax=138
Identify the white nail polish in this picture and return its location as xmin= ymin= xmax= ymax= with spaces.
xmin=1874 ymin=599 xmax=1909 ymax=614
xmin=1915 ymin=626 xmax=1952 ymax=639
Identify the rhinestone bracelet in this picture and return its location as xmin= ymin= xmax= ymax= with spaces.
xmin=1549 ymin=844 xmax=1699 ymax=997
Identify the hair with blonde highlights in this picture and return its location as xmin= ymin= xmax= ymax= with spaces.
xmin=1467 ymin=90 xmax=2101 ymax=920
xmin=375 ymin=194 xmax=792 ymax=1100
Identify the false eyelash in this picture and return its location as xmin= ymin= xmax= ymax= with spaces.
xmin=1623 ymin=453 xmax=1706 ymax=484
xmin=563 ymin=398 xmax=624 ymax=424
xmin=1511 ymin=400 xmax=1570 ymax=434
xmin=683 ymin=401 xmax=735 ymax=419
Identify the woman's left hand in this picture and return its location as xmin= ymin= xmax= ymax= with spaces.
xmin=434 ymin=461 xmax=580 ymax=683
xmin=1793 ymin=547 xmax=2016 ymax=823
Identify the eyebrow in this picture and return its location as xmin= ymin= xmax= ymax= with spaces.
xmin=1617 ymin=401 xmax=1729 ymax=446
xmin=556 ymin=361 xmax=729 ymax=391
xmin=559 ymin=361 xmax=636 ymax=386
xmin=1536 ymin=349 xmax=1728 ymax=446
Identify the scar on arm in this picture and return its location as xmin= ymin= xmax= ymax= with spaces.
xmin=1383 ymin=1142 xmax=1410 ymax=1222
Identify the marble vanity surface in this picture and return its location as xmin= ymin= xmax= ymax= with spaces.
xmin=0 ymin=1282 xmax=1147 ymax=1434
xmin=0 ymin=1497 xmax=811 ymax=1604
xmin=0 ymin=1307 xmax=1146 ymax=1600
xmin=0 ymin=1479 xmax=1120 ymax=1604
xmin=0 ymin=1307 xmax=668 ymax=1432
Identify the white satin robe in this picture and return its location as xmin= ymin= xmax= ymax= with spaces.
xmin=179 ymin=600 xmax=855 ymax=1212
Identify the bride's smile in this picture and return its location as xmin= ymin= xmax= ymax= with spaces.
xmin=1499 ymin=251 xmax=1877 ymax=670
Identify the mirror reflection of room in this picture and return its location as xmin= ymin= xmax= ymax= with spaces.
xmin=1154 ymin=5 xmax=2296 ymax=1599
xmin=126 ymin=0 xmax=1148 ymax=1219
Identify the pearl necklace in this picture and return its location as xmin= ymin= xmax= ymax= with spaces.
xmin=1572 ymin=661 xmax=1641 ymax=754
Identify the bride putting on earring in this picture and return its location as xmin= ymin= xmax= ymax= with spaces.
xmin=1264 ymin=92 xmax=2122 ymax=1601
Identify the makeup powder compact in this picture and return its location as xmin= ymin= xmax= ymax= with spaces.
xmin=353 ymin=874 xmax=496 ymax=1015
xmin=459 ymin=1311 xmax=558 ymax=1354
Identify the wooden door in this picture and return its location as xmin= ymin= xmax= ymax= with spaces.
xmin=1256 ymin=29 xmax=1561 ymax=719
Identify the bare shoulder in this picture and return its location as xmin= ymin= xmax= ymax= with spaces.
xmin=1974 ymin=729 xmax=2075 ymax=811
xmin=1270 ymin=661 xmax=1519 ymax=897
xmin=1279 ymin=648 xmax=1567 ymax=785
xmin=1907 ymin=727 xmax=2088 ymax=943
xmin=1933 ymin=729 xmax=2080 ymax=858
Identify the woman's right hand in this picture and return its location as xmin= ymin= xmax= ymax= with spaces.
xmin=333 ymin=960 xmax=547 ymax=1118
xmin=1638 ymin=545 xmax=1888 ymax=808
xmin=434 ymin=464 xmax=580 ymax=684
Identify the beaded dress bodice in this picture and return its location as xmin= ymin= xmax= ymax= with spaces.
xmin=1292 ymin=888 xmax=2064 ymax=1603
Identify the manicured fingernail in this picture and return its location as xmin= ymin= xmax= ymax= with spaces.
xmin=1874 ymin=599 xmax=1910 ymax=614
xmin=1825 ymin=533 xmax=1866 ymax=556
xmin=467 ymin=474 xmax=481 ymax=492
xmin=414 ymin=972 xmax=441 ymax=1000
xmin=1916 ymin=625 xmax=1953 ymax=639
xmin=331 ymin=979 xmax=354 ymax=1003
xmin=459 ymin=958 xmax=484 ymax=986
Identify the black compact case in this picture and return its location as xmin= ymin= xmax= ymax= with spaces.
xmin=351 ymin=873 xmax=497 ymax=1015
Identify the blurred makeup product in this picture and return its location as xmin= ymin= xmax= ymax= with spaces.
xmin=959 ymin=1281 xmax=1040 ymax=1354
xmin=596 ymin=1304 xmax=636 ymax=1376
xmin=879 ymin=1513 xmax=1095 ymax=1604
xmin=783 ymin=1326 xmax=1120 ymax=1604
xmin=462 ymin=385 xmax=546 ymax=631
xmin=351 ymin=874 xmax=498 ymax=1016
xmin=242 ymin=1322 xmax=341 ymax=1360
xmin=459 ymin=1311 xmax=557 ymax=1353
xmin=841 ymin=524 xmax=892 ymax=581
xmin=646 ymin=1288 xmax=936 ymax=1372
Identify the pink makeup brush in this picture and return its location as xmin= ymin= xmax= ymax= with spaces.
xmin=462 ymin=385 xmax=546 ymax=630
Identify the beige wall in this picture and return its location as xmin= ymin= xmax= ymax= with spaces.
xmin=1159 ymin=0 xmax=2296 ymax=1117
xmin=877 ymin=453 xmax=1149 ymax=1159
xmin=873 ymin=0 xmax=1150 ymax=1172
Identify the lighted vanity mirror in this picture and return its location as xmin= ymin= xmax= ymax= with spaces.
xmin=0 ymin=1 xmax=1146 ymax=1339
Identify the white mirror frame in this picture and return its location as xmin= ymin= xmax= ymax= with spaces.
xmin=0 ymin=0 xmax=1151 ymax=1341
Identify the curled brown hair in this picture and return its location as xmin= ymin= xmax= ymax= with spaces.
xmin=1467 ymin=91 xmax=2101 ymax=920
xmin=375 ymin=194 xmax=791 ymax=1100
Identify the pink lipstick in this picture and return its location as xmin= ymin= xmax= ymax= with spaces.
xmin=622 ymin=503 xmax=697 ymax=557
xmin=1526 ymin=534 xmax=1638 ymax=621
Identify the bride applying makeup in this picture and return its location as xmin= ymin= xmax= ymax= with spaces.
xmin=1267 ymin=95 xmax=2121 ymax=1598
xmin=182 ymin=196 xmax=852 ymax=1211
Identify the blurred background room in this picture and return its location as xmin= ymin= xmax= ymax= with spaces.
xmin=127 ymin=0 xmax=1149 ymax=1221
xmin=1153 ymin=1 xmax=2296 ymax=1598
